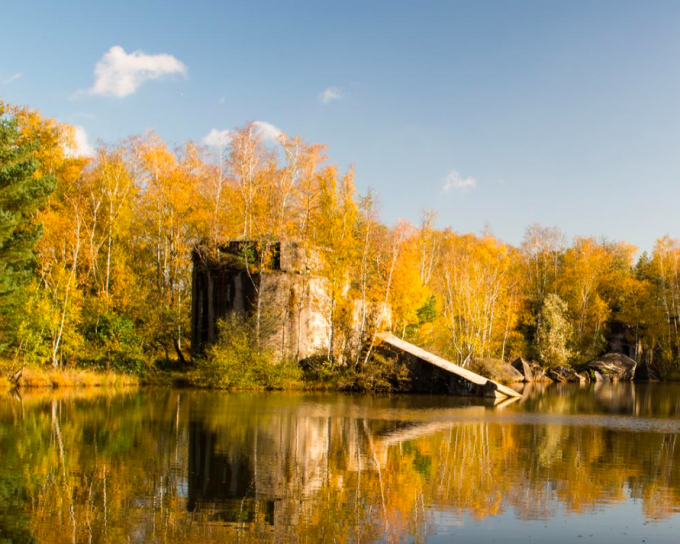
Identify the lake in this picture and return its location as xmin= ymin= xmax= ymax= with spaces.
xmin=1 ymin=383 xmax=680 ymax=543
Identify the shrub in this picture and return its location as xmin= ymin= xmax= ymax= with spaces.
xmin=468 ymin=357 xmax=520 ymax=384
xmin=190 ymin=314 xmax=302 ymax=390
xmin=81 ymin=313 xmax=146 ymax=375
xmin=338 ymin=352 xmax=412 ymax=393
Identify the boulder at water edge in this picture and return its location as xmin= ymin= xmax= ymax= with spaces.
xmin=586 ymin=353 xmax=637 ymax=381
xmin=511 ymin=357 xmax=534 ymax=382
xmin=546 ymin=366 xmax=586 ymax=383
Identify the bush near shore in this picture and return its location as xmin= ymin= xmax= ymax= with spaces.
xmin=185 ymin=316 xmax=416 ymax=392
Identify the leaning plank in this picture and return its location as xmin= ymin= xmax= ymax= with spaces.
xmin=377 ymin=333 xmax=522 ymax=399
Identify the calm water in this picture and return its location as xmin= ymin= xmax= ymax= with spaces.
xmin=1 ymin=384 xmax=680 ymax=543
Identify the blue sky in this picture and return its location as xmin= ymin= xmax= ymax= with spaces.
xmin=2 ymin=0 xmax=680 ymax=252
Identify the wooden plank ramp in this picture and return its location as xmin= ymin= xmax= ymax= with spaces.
xmin=377 ymin=333 xmax=522 ymax=399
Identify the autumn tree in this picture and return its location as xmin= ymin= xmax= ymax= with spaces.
xmin=313 ymin=166 xmax=358 ymax=363
xmin=535 ymin=293 xmax=573 ymax=368
xmin=34 ymin=170 xmax=86 ymax=367
xmin=558 ymin=237 xmax=636 ymax=362
xmin=521 ymin=223 xmax=566 ymax=309
xmin=430 ymin=231 xmax=520 ymax=365
xmin=416 ymin=209 xmax=440 ymax=288
xmin=615 ymin=253 xmax=665 ymax=364
xmin=132 ymin=134 xmax=197 ymax=362
xmin=384 ymin=222 xmax=428 ymax=340
xmin=640 ymin=237 xmax=680 ymax=372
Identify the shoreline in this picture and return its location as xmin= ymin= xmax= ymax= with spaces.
xmin=1 ymin=366 xmax=675 ymax=393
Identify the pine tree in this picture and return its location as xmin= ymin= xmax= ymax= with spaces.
xmin=0 ymin=104 xmax=56 ymax=351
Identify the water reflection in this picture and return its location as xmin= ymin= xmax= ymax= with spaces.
xmin=0 ymin=385 xmax=679 ymax=543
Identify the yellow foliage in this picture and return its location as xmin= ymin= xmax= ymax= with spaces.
xmin=7 ymin=97 xmax=680 ymax=373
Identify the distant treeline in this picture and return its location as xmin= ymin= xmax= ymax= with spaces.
xmin=2 ymin=99 xmax=680 ymax=376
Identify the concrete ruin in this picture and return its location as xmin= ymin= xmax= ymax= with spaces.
xmin=190 ymin=241 xmax=521 ymax=399
xmin=377 ymin=334 xmax=522 ymax=399
xmin=191 ymin=241 xmax=331 ymax=360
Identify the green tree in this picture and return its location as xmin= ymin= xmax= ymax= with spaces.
xmin=0 ymin=103 xmax=55 ymax=352
xmin=536 ymin=293 xmax=573 ymax=367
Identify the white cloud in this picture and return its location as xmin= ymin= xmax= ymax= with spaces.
xmin=203 ymin=128 xmax=232 ymax=148
xmin=442 ymin=171 xmax=477 ymax=194
xmin=202 ymin=121 xmax=284 ymax=149
xmin=319 ymin=86 xmax=343 ymax=104
xmin=219 ymin=97 xmax=225 ymax=105
xmin=3 ymin=73 xmax=22 ymax=84
xmin=64 ymin=126 xmax=95 ymax=158
xmin=253 ymin=120 xmax=284 ymax=142
xmin=86 ymin=46 xmax=187 ymax=98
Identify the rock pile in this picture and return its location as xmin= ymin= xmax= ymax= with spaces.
xmin=508 ymin=353 xmax=663 ymax=384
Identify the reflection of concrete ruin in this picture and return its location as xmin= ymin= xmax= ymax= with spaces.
xmin=378 ymin=334 xmax=522 ymax=399
xmin=187 ymin=411 xmax=386 ymax=523
xmin=184 ymin=388 xmax=680 ymax=531
xmin=187 ymin=399 xmax=487 ymax=520
xmin=185 ymin=397 xmax=520 ymax=524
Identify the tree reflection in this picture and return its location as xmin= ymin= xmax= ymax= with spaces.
xmin=0 ymin=387 xmax=679 ymax=543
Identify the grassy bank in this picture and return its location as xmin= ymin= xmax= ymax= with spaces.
xmin=0 ymin=361 xmax=139 ymax=389
xmin=0 ymin=355 xmax=385 ymax=392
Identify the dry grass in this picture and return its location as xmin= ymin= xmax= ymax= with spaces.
xmin=1 ymin=361 xmax=139 ymax=389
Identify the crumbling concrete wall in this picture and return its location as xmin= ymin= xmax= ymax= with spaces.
xmin=191 ymin=242 xmax=331 ymax=361
xmin=191 ymin=241 xmax=394 ymax=362
xmin=257 ymin=270 xmax=331 ymax=360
